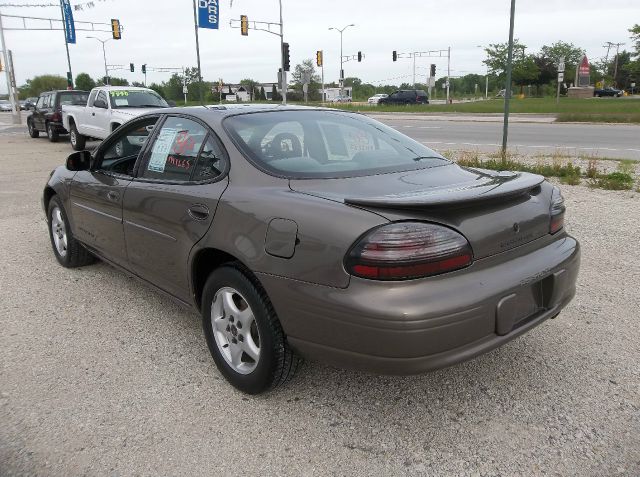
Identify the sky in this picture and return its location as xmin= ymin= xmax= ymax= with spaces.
xmin=0 ymin=0 xmax=637 ymax=94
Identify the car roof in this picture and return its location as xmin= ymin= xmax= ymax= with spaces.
xmin=97 ymin=86 xmax=153 ymax=91
xmin=142 ymin=104 xmax=356 ymax=125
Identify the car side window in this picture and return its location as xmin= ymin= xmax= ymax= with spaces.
xmin=192 ymin=136 xmax=226 ymax=181
xmin=36 ymin=96 xmax=44 ymax=109
xmin=98 ymin=116 xmax=159 ymax=176
xmin=88 ymin=90 xmax=97 ymax=106
xmin=96 ymin=91 xmax=108 ymax=108
xmin=141 ymin=116 xmax=208 ymax=182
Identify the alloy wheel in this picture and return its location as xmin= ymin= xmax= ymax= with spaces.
xmin=211 ymin=287 xmax=261 ymax=375
xmin=50 ymin=206 xmax=68 ymax=257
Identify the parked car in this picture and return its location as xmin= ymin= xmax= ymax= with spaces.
xmin=368 ymin=93 xmax=388 ymax=104
xmin=594 ymin=87 xmax=623 ymax=97
xmin=0 ymin=99 xmax=12 ymax=112
xmin=43 ymin=105 xmax=580 ymax=394
xmin=62 ymin=86 xmax=169 ymax=150
xmin=27 ymin=90 xmax=89 ymax=142
xmin=330 ymin=95 xmax=352 ymax=103
xmin=378 ymin=89 xmax=429 ymax=105
xmin=23 ymin=97 xmax=38 ymax=110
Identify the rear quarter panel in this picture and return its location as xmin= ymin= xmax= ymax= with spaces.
xmin=192 ymin=124 xmax=388 ymax=289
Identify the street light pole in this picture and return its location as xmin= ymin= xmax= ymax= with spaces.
xmin=278 ymin=0 xmax=286 ymax=105
xmin=329 ymin=24 xmax=354 ymax=99
xmin=87 ymin=36 xmax=110 ymax=84
xmin=477 ymin=45 xmax=489 ymax=99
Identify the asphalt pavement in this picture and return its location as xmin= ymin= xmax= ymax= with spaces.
xmin=1 ymin=127 xmax=639 ymax=476
xmin=369 ymin=114 xmax=640 ymax=160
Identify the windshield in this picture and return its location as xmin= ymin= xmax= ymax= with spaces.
xmin=59 ymin=92 xmax=89 ymax=106
xmin=224 ymin=110 xmax=449 ymax=179
xmin=109 ymin=90 xmax=168 ymax=109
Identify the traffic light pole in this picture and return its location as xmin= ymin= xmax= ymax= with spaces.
xmin=278 ymin=0 xmax=287 ymax=105
xmin=0 ymin=12 xmax=21 ymax=124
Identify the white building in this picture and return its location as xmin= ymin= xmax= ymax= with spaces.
xmin=321 ymin=87 xmax=353 ymax=101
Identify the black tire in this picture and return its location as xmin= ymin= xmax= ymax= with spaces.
xmin=47 ymin=196 xmax=95 ymax=268
xmin=46 ymin=122 xmax=59 ymax=142
xmin=27 ymin=119 xmax=39 ymax=138
xmin=202 ymin=265 xmax=301 ymax=394
xmin=69 ymin=123 xmax=86 ymax=151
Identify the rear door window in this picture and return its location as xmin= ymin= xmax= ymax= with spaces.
xmin=59 ymin=92 xmax=89 ymax=106
xmin=141 ymin=116 xmax=208 ymax=182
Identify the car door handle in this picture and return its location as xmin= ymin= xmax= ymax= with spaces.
xmin=92 ymin=112 xmax=95 ymax=116
xmin=188 ymin=204 xmax=210 ymax=221
xmin=107 ymin=191 xmax=120 ymax=202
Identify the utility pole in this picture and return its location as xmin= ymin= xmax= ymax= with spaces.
xmin=191 ymin=0 xmax=204 ymax=104
xmin=446 ymin=46 xmax=451 ymax=103
xmin=612 ymin=42 xmax=624 ymax=87
xmin=501 ymin=0 xmax=516 ymax=162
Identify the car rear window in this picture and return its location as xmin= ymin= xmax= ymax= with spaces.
xmin=224 ymin=110 xmax=448 ymax=179
xmin=58 ymin=92 xmax=89 ymax=106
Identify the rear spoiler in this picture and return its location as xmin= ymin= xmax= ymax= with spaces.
xmin=344 ymin=171 xmax=545 ymax=209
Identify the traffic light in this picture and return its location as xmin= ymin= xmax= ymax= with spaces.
xmin=111 ymin=19 xmax=121 ymax=40
xmin=240 ymin=15 xmax=248 ymax=36
xmin=392 ymin=51 xmax=397 ymax=62
xmin=316 ymin=50 xmax=323 ymax=67
xmin=430 ymin=64 xmax=436 ymax=77
xmin=130 ymin=63 xmax=135 ymax=73
xmin=66 ymin=71 xmax=73 ymax=88
xmin=141 ymin=64 xmax=146 ymax=74
xmin=282 ymin=42 xmax=290 ymax=71
xmin=357 ymin=51 xmax=362 ymax=62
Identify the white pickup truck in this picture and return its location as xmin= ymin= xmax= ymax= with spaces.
xmin=62 ymin=86 xmax=169 ymax=150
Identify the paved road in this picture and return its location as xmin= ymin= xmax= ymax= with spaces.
xmin=370 ymin=115 xmax=640 ymax=160
xmin=1 ymin=133 xmax=639 ymax=476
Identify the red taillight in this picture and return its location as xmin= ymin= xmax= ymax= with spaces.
xmin=346 ymin=222 xmax=473 ymax=280
xmin=51 ymin=111 xmax=62 ymax=122
xmin=549 ymin=187 xmax=565 ymax=234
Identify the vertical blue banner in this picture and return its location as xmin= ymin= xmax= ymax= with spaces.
xmin=198 ymin=0 xmax=219 ymax=29
xmin=61 ymin=0 xmax=76 ymax=44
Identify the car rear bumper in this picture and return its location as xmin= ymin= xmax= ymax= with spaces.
xmin=257 ymin=233 xmax=580 ymax=375
xmin=50 ymin=121 xmax=68 ymax=133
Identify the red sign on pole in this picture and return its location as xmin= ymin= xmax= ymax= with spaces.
xmin=579 ymin=56 xmax=589 ymax=76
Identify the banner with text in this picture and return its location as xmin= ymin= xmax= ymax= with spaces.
xmin=62 ymin=0 xmax=76 ymax=44
xmin=198 ymin=0 xmax=219 ymax=29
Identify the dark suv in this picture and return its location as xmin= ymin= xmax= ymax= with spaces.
xmin=27 ymin=90 xmax=89 ymax=142
xmin=378 ymin=89 xmax=429 ymax=105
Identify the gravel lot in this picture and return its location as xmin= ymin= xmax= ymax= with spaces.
xmin=1 ymin=129 xmax=639 ymax=476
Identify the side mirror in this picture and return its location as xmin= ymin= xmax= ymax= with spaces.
xmin=94 ymin=99 xmax=107 ymax=109
xmin=167 ymin=100 xmax=176 ymax=107
xmin=66 ymin=150 xmax=92 ymax=171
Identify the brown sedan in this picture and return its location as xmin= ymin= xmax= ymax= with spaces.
xmin=43 ymin=106 xmax=580 ymax=394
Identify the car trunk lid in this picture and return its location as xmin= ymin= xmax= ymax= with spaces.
xmin=290 ymin=164 xmax=550 ymax=259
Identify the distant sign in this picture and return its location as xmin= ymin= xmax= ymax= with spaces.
xmin=61 ymin=0 xmax=76 ymax=44
xmin=198 ymin=0 xmax=219 ymax=29
xmin=183 ymin=85 xmax=188 ymax=94
xmin=558 ymin=72 xmax=564 ymax=82
xmin=558 ymin=57 xmax=565 ymax=73
xmin=577 ymin=55 xmax=590 ymax=87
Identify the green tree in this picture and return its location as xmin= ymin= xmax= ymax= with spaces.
xmin=163 ymin=73 xmax=185 ymax=101
xmin=239 ymin=78 xmax=259 ymax=100
xmin=629 ymin=24 xmax=640 ymax=58
xmin=148 ymin=82 xmax=166 ymax=99
xmin=75 ymin=72 xmax=96 ymax=91
xmin=483 ymin=41 xmax=539 ymax=92
xmin=259 ymin=85 xmax=265 ymax=100
xmin=538 ymin=41 xmax=585 ymax=85
xmin=291 ymin=59 xmax=322 ymax=100
xmin=18 ymin=75 xmax=67 ymax=97
xmin=271 ymin=84 xmax=281 ymax=101
xmin=96 ymin=76 xmax=129 ymax=86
